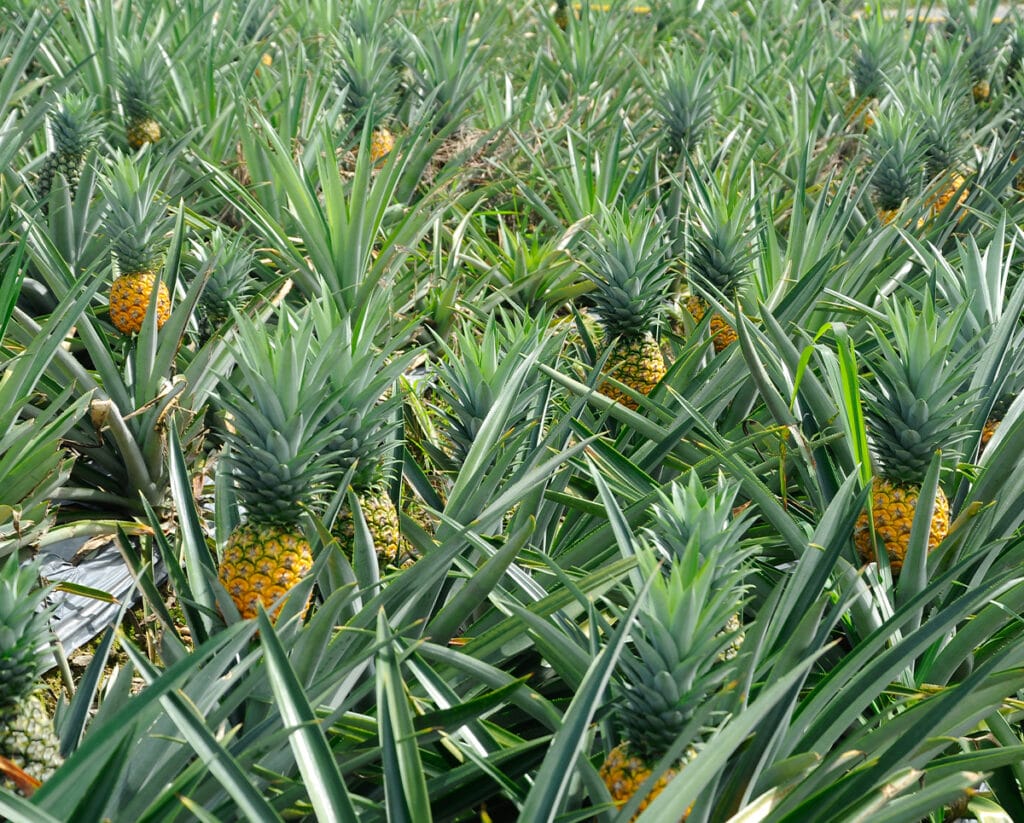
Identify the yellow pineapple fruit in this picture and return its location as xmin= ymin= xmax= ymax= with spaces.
xmin=854 ymin=480 xmax=949 ymax=575
xmin=216 ymin=303 xmax=346 ymax=620
xmin=119 ymin=46 xmax=163 ymax=150
xmin=600 ymin=743 xmax=688 ymax=820
xmin=600 ymin=474 xmax=752 ymax=820
xmin=103 ymin=157 xmax=172 ymax=335
xmin=685 ymin=181 xmax=753 ymax=354
xmin=219 ymin=524 xmax=313 ymax=620
xmin=854 ymin=298 xmax=973 ymax=575
xmin=304 ymin=293 xmax=418 ymax=569
xmin=369 ymin=127 xmax=395 ymax=165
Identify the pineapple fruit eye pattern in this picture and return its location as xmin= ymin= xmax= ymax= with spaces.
xmin=6 ymin=1 xmax=1024 ymax=821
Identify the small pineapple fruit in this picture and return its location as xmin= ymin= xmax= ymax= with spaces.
xmin=103 ymin=158 xmax=172 ymax=335
xmin=853 ymin=298 xmax=974 ymax=575
xmin=35 ymin=93 xmax=100 ymax=205
xmin=865 ymin=107 xmax=927 ymax=225
xmin=336 ymin=19 xmax=399 ymax=168
xmin=685 ymin=185 xmax=753 ymax=353
xmin=306 ymin=293 xmax=416 ymax=568
xmin=846 ymin=14 xmax=902 ymax=130
xmin=0 ymin=555 xmax=62 ymax=794
xmin=600 ymin=473 xmax=753 ymax=819
xmin=653 ymin=50 xmax=715 ymax=159
xmin=216 ymin=305 xmax=344 ymax=619
xmin=910 ymin=76 xmax=970 ymax=223
xmin=581 ymin=207 xmax=674 ymax=409
xmin=368 ymin=126 xmax=395 ymax=165
xmin=334 ymin=488 xmax=404 ymax=567
xmin=553 ymin=0 xmax=569 ymax=30
xmin=119 ymin=46 xmax=164 ymax=149
xmin=964 ymin=24 xmax=1003 ymax=105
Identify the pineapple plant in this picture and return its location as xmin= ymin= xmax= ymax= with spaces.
xmin=103 ymin=157 xmax=172 ymax=335
xmin=0 ymin=555 xmax=62 ymax=794
xmin=853 ymin=298 xmax=974 ymax=575
xmin=600 ymin=474 xmax=753 ymax=818
xmin=1005 ymin=20 xmax=1024 ymax=87
xmin=119 ymin=45 xmax=164 ymax=150
xmin=864 ymin=106 xmax=927 ymax=225
xmin=581 ymin=206 xmax=675 ymax=409
xmin=684 ymin=184 xmax=753 ymax=353
xmin=216 ymin=305 xmax=345 ymax=620
xmin=35 ymin=93 xmax=100 ymax=205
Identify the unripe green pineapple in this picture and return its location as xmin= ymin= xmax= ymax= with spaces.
xmin=103 ymin=157 xmax=172 ymax=335
xmin=0 ymin=555 xmax=62 ymax=794
xmin=35 ymin=93 xmax=100 ymax=205
xmin=217 ymin=304 xmax=347 ymax=619
xmin=601 ymin=474 xmax=753 ymax=818
xmin=853 ymin=298 xmax=975 ymax=574
xmin=581 ymin=207 xmax=674 ymax=409
xmin=333 ymin=487 xmax=404 ymax=567
xmin=119 ymin=45 xmax=164 ymax=150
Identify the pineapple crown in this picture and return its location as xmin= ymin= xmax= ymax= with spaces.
xmin=903 ymin=75 xmax=967 ymax=178
xmin=849 ymin=15 xmax=903 ymax=99
xmin=581 ymin=206 xmax=675 ymax=339
xmin=103 ymin=156 xmax=173 ymax=275
xmin=1005 ymin=23 xmax=1024 ymax=84
xmin=118 ymin=44 xmax=164 ymax=123
xmin=236 ymin=0 xmax=278 ymax=44
xmin=866 ymin=106 xmax=927 ymax=213
xmin=219 ymin=303 xmax=353 ymax=525
xmin=946 ymin=0 xmax=1007 ymax=85
xmin=191 ymin=228 xmax=255 ymax=327
xmin=47 ymin=93 xmax=101 ymax=158
xmin=687 ymin=182 xmax=754 ymax=300
xmin=864 ymin=297 xmax=977 ymax=484
xmin=336 ymin=28 xmax=400 ymax=126
xmin=612 ymin=474 xmax=754 ymax=760
xmin=0 ymin=555 xmax=55 ymax=712
xmin=645 ymin=471 xmax=754 ymax=566
xmin=307 ymin=292 xmax=416 ymax=493
xmin=652 ymin=49 xmax=716 ymax=156
xmin=432 ymin=309 xmax=560 ymax=467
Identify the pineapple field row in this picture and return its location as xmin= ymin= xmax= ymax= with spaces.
xmin=5 ymin=0 xmax=1024 ymax=820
